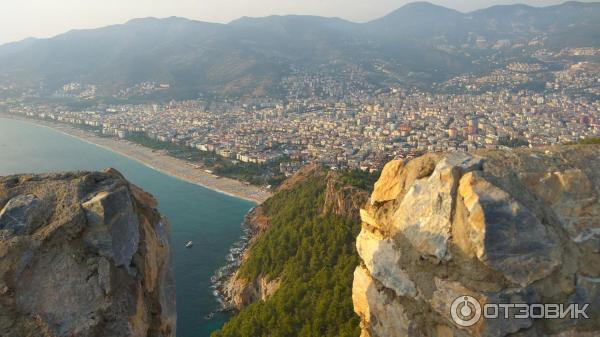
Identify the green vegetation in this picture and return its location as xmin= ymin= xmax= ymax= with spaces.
xmin=213 ymin=162 xmax=268 ymax=186
xmin=212 ymin=156 xmax=288 ymax=186
xmin=512 ymin=79 xmax=548 ymax=93
xmin=212 ymin=175 xmax=361 ymax=337
xmin=125 ymin=132 xmax=286 ymax=186
xmin=499 ymin=137 xmax=530 ymax=148
xmin=126 ymin=133 xmax=213 ymax=162
xmin=568 ymin=137 xmax=600 ymax=145
xmin=337 ymin=169 xmax=380 ymax=192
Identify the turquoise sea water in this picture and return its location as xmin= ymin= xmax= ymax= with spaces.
xmin=0 ymin=118 xmax=254 ymax=337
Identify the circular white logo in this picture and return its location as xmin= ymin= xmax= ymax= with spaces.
xmin=451 ymin=295 xmax=482 ymax=327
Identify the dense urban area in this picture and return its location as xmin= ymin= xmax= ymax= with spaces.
xmin=1 ymin=47 xmax=599 ymax=185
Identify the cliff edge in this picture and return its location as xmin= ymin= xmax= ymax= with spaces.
xmin=354 ymin=146 xmax=600 ymax=337
xmin=0 ymin=169 xmax=176 ymax=337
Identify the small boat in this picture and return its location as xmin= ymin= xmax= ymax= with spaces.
xmin=204 ymin=312 xmax=215 ymax=320
xmin=185 ymin=241 xmax=193 ymax=248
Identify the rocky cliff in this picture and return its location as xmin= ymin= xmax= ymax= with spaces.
xmin=219 ymin=165 xmax=369 ymax=311
xmin=0 ymin=169 xmax=176 ymax=337
xmin=354 ymin=146 xmax=600 ymax=337
xmin=217 ymin=201 xmax=277 ymax=311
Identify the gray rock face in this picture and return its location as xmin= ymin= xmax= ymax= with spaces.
xmin=0 ymin=170 xmax=176 ymax=337
xmin=0 ymin=194 xmax=48 ymax=235
xmin=354 ymin=146 xmax=600 ymax=337
xmin=82 ymin=187 xmax=140 ymax=268
xmin=457 ymin=171 xmax=561 ymax=287
xmin=431 ymin=278 xmax=536 ymax=337
xmin=522 ymin=169 xmax=600 ymax=243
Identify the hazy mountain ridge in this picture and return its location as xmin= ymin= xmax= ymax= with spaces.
xmin=0 ymin=1 xmax=598 ymax=98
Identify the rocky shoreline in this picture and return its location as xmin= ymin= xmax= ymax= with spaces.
xmin=210 ymin=208 xmax=257 ymax=313
xmin=209 ymin=204 xmax=272 ymax=315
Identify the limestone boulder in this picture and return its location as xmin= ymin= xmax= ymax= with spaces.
xmin=353 ymin=266 xmax=416 ymax=337
xmin=456 ymin=171 xmax=561 ymax=287
xmin=354 ymin=146 xmax=600 ymax=337
xmin=521 ymin=169 xmax=600 ymax=243
xmin=371 ymin=160 xmax=405 ymax=203
xmin=356 ymin=227 xmax=416 ymax=297
xmin=431 ymin=278 xmax=534 ymax=337
xmin=390 ymin=152 xmax=482 ymax=259
xmin=0 ymin=169 xmax=175 ymax=337
xmin=371 ymin=154 xmax=439 ymax=204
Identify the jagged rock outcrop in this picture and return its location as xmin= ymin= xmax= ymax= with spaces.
xmin=0 ymin=169 xmax=176 ymax=337
xmin=354 ymin=146 xmax=600 ymax=337
xmin=220 ymin=271 xmax=281 ymax=310
xmin=323 ymin=171 xmax=369 ymax=223
xmin=218 ymin=205 xmax=278 ymax=311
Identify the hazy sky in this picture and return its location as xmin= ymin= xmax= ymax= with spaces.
xmin=0 ymin=0 xmax=596 ymax=45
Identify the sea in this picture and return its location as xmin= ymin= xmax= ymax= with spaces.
xmin=0 ymin=117 xmax=254 ymax=337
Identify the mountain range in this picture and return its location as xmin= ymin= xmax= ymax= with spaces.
xmin=0 ymin=1 xmax=598 ymax=99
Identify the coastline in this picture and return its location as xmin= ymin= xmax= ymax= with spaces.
xmin=211 ymin=205 xmax=268 ymax=313
xmin=0 ymin=114 xmax=272 ymax=204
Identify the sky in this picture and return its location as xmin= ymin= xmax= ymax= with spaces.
xmin=0 ymin=0 xmax=596 ymax=45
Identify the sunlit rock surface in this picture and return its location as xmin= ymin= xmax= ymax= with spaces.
xmin=354 ymin=146 xmax=600 ymax=337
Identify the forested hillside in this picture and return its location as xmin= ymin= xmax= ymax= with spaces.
xmin=212 ymin=169 xmax=372 ymax=337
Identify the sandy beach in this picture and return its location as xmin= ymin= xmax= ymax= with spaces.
xmin=1 ymin=114 xmax=272 ymax=204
